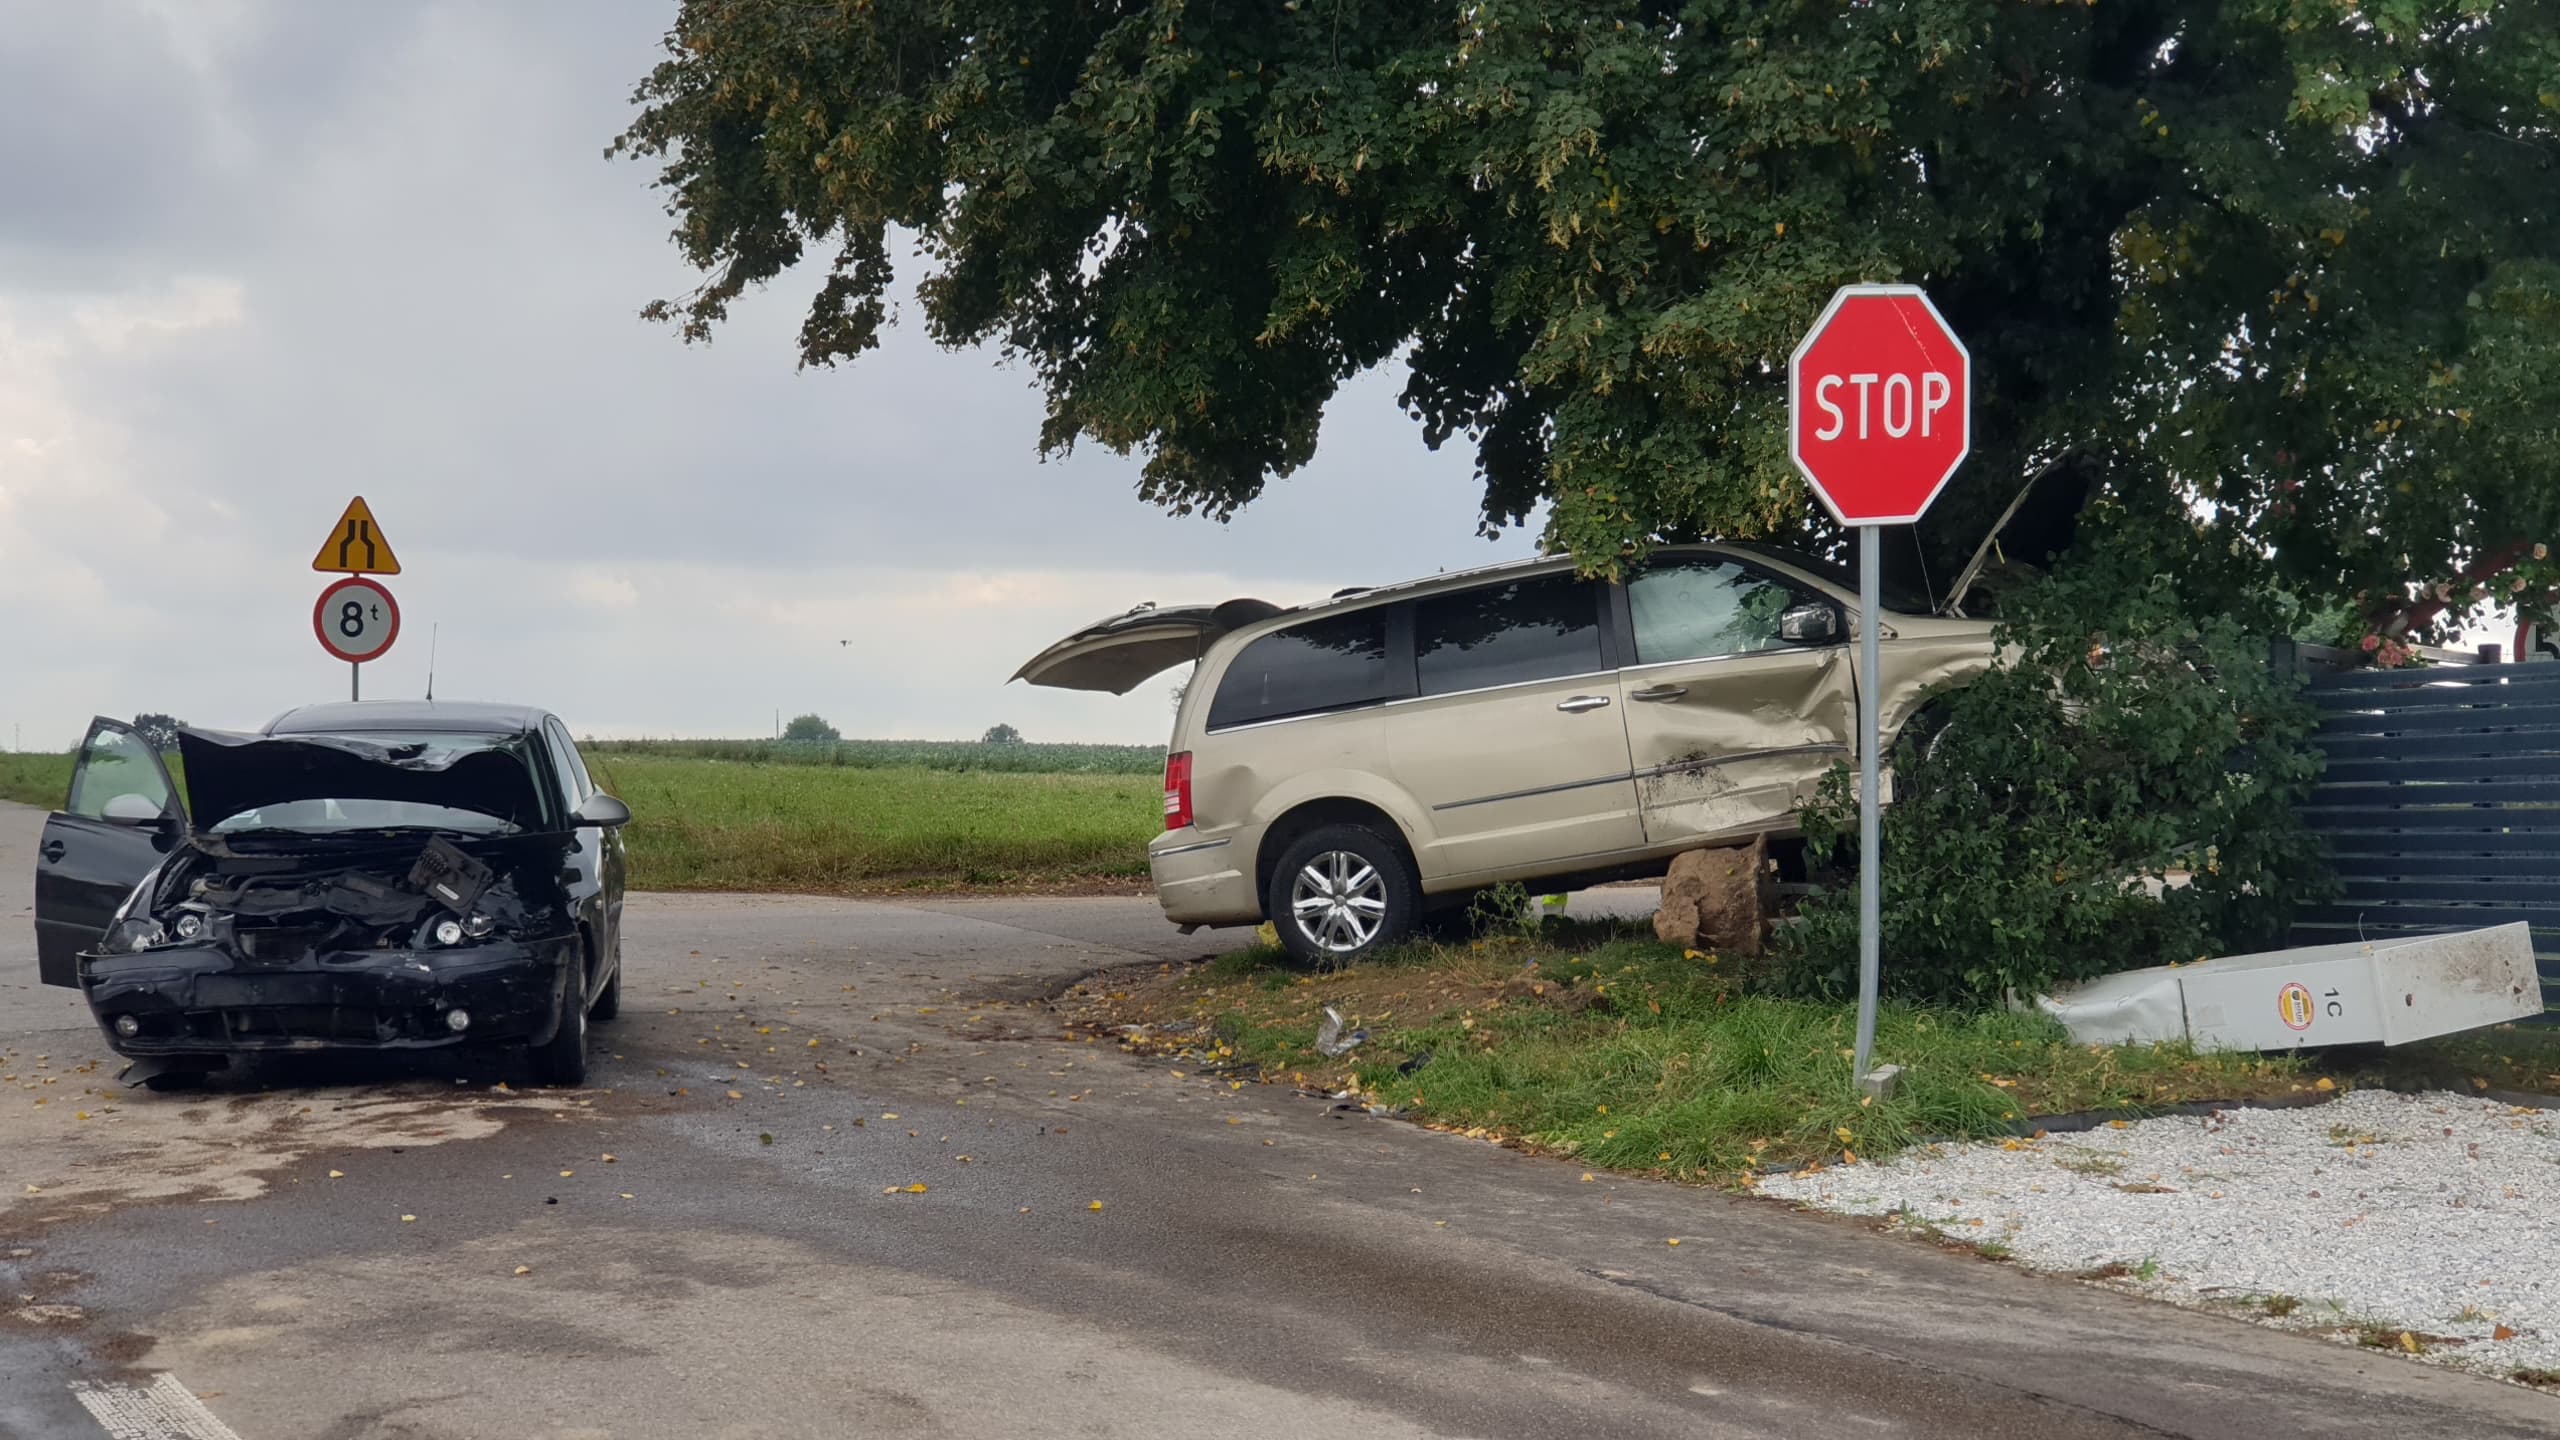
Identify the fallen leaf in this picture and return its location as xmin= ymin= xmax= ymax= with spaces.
xmin=400 ymin=1214 xmax=418 ymax=1223
xmin=1667 ymin=1238 xmax=1681 ymax=1247
xmin=905 ymin=1183 xmax=928 ymax=1194
xmin=2315 ymin=1077 xmax=2337 ymax=1092
xmin=513 ymin=1266 xmax=532 ymax=1277
xmin=559 ymin=1170 xmax=575 ymax=1178
xmin=1088 ymin=1201 xmax=1105 ymax=1212
xmin=726 ymin=1091 xmax=744 ymax=1101
xmin=327 ymin=1170 xmax=345 ymax=1179
xmin=2496 ymin=1325 xmax=2518 ymax=1341
xmin=2399 ymin=1331 xmax=2421 ymax=1353
xmin=1581 ymin=1173 xmax=1596 ymax=1183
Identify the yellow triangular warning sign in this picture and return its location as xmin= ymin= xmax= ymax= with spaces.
xmin=311 ymin=496 xmax=402 ymax=575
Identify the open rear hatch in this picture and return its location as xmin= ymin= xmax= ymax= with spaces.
xmin=1011 ymin=599 xmax=1284 ymax=694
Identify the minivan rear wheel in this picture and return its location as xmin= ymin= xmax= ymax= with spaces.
xmin=1267 ymin=824 xmax=1417 ymax=967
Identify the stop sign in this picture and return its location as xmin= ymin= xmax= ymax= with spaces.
xmin=1788 ymin=285 xmax=1971 ymax=526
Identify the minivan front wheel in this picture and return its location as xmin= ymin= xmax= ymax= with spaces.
xmin=1267 ymin=824 xmax=1417 ymax=966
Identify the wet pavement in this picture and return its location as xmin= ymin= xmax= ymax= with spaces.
xmin=3 ymin=801 xmax=2553 ymax=1439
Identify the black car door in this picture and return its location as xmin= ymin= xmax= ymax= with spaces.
xmin=33 ymin=718 xmax=188 ymax=987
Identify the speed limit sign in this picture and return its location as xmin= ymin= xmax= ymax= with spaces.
xmin=313 ymin=576 xmax=401 ymax=663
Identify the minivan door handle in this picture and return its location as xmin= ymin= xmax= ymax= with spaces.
xmin=1629 ymin=684 xmax=1689 ymax=703
xmin=1556 ymin=695 xmax=1613 ymax=714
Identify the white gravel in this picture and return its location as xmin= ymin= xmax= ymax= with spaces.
xmin=1758 ymin=1089 xmax=2560 ymax=1381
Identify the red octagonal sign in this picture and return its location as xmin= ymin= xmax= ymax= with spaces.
xmin=1788 ymin=285 xmax=1971 ymax=526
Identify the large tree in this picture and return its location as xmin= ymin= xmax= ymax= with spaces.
xmin=613 ymin=0 xmax=2560 ymax=614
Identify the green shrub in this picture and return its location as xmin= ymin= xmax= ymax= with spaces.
xmin=1780 ymin=529 xmax=2334 ymax=1006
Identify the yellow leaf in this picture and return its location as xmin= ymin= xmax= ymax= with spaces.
xmin=726 ymin=1090 xmax=744 ymax=1100
xmin=400 ymin=1214 xmax=418 ymax=1223
xmin=905 ymin=1183 xmax=929 ymax=1194
xmin=1667 ymin=1238 xmax=1681 ymax=1246
xmin=559 ymin=1170 xmax=574 ymax=1178
xmin=2314 ymin=1077 xmax=2336 ymax=1092
xmin=601 ymin=1154 xmax=616 ymax=1163
xmin=1835 ymin=1126 xmax=1855 ymax=1144
xmin=327 ymin=1170 xmax=345 ymax=1179
xmin=1088 ymin=1201 xmax=1105 ymax=1212
xmin=2399 ymin=1331 xmax=2420 ymax=1354
xmin=513 ymin=1266 xmax=532 ymax=1277
xmin=2107 ymin=1119 xmax=2130 ymax=1129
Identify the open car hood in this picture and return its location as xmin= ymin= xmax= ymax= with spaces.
xmin=177 ymin=728 xmax=547 ymax=833
xmin=1937 ymin=460 xmax=2092 ymax=617
xmin=1011 ymin=599 xmax=1285 ymax=694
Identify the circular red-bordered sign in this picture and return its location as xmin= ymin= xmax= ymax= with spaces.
xmin=313 ymin=576 xmax=401 ymax=663
xmin=2277 ymin=981 xmax=2315 ymax=1032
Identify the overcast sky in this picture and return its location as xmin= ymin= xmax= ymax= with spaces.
xmin=0 ymin=0 xmax=1531 ymax=752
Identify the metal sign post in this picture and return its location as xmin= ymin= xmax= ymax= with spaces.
xmin=1853 ymin=532 xmax=1882 ymax=1080
xmin=1786 ymin=285 xmax=1972 ymax=1094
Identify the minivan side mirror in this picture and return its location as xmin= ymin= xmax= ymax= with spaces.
xmin=101 ymin=793 xmax=169 ymax=828
xmin=573 ymin=793 xmax=632 ymax=828
xmin=1779 ymin=603 xmax=1841 ymax=645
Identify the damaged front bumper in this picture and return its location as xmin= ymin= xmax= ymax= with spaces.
xmin=77 ymin=936 xmax=579 ymax=1057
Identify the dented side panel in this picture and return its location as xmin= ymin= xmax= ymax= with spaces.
xmin=1621 ymin=646 xmax=1858 ymax=845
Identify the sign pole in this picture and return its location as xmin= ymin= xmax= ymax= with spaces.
xmin=1853 ymin=528 xmax=1883 ymax=1080
xmin=352 ymin=659 xmax=361 ymax=702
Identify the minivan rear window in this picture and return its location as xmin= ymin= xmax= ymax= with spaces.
xmin=1415 ymin=574 xmax=1604 ymax=696
xmin=1207 ymin=610 xmax=1393 ymax=730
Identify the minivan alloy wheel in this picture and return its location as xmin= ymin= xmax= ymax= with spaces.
xmin=1292 ymin=851 xmax=1387 ymax=954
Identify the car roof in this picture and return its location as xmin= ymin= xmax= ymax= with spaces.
xmin=262 ymin=700 xmax=553 ymax=737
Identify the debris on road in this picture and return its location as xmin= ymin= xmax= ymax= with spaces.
xmin=1313 ymin=1007 xmax=1368 ymax=1058
xmin=1758 ymin=1089 xmax=2560 ymax=1382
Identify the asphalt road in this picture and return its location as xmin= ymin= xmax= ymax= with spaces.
xmin=2 ymin=801 xmax=2552 ymax=1440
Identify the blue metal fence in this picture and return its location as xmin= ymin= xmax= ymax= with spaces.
xmin=2290 ymin=656 xmax=2560 ymax=1006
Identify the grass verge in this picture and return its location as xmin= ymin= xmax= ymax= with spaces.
xmin=1057 ymin=921 xmax=2560 ymax=1184
xmin=588 ymin=753 xmax=1156 ymax=892
xmin=0 ymin=753 xmax=70 ymax=811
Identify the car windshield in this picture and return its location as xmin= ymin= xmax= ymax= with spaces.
xmin=1722 ymin=542 xmax=1937 ymax=615
xmin=207 ymin=731 xmax=528 ymax=834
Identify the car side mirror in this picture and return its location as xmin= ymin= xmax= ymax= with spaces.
xmin=102 ymin=793 xmax=169 ymax=828
xmin=1779 ymin=603 xmax=1841 ymax=645
xmin=573 ymin=793 xmax=632 ymax=828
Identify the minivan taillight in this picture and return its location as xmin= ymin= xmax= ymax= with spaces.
xmin=1164 ymin=751 xmax=1194 ymax=831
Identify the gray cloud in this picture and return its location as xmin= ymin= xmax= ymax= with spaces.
xmin=0 ymin=0 xmax=1525 ymax=751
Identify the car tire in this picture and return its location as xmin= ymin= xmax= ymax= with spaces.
xmin=1266 ymin=824 xmax=1418 ymax=967
xmin=530 ymin=960 xmax=589 ymax=1087
xmin=589 ymin=949 xmax=621 ymax=1022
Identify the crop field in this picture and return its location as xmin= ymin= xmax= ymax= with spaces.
xmin=586 ymin=753 xmax=1159 ymax=892
xmin=584 ymin=737 xmax=1161 ymax=775
xmin=3 ymin=744 xmax=1163 ymax=893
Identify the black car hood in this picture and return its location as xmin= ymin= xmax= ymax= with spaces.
xmin=178 ymin=728 xmax=547 ymax=833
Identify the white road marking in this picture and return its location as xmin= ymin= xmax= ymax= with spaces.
xmin=67 ymin=1373 xmax=245 ymax=1440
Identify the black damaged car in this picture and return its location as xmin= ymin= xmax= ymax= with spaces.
xmin=31 ymin=702 xmax=628 ymax=1090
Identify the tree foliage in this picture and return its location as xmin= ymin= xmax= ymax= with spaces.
xmin=1779 ymin=494 xmax=2335 ymax=1005
xmin=615 ymin=0 xmax=2559 ymax=602
xmin=981 ymin=722 xmax=1025 ymax=744
xmin=131 ymin=713 xmax=187 ymax=753
xmin=782 ymin=713 xmax=841 ymax=744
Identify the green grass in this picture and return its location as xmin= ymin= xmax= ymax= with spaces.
xmin=0 ymin=752 xmax=70 ymax=810
xmin=586 ymin=737 xmax=1162 ymax=775
xmin=4 ymin=746 xmax=1161 ymax=892
xmin=586 ymin=753 xmax=1157 ymax=891
xmin=1067 ymin=921 xmax=2560 ymax=1183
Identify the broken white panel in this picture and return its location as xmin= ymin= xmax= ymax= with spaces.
xmin=2036 ymin=923 xmax=2543 ymax=1052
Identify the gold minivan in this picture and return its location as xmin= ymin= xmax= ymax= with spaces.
xmin=1017 ymin=541 xmax=2015 ymax=963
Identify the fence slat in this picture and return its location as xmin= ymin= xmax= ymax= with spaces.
xmin=2309 ymin=664 xmax=2560 ymax=693
xmin=2314 ymin=728 xmax=2560 ymax=760
xmin=2330 ymin=852 xmax=2560 ymax=877
xmin=2332 ymin=879 xmax=2560 ymax=905
xmin=2321 ymin=755 xmax=2560 ymax=783
xmin=2316 ymin=703 xmax=2560 ymax=737
xmin=2294 ymin=903 xmax=2560 ymax=930
xmin=2307 ymin=781 xmax=2560 ymax=807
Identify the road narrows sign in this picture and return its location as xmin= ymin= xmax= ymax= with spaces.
xmin=1786 ymin=283 xmax=1971 ymax=1096
xmin=1787 ymin=286 xmax=1972 ymax=526
xmin=312 ymin=496 xmax=403 ymax=576
xmin=314 ymin=577 xmax=401 ymax=664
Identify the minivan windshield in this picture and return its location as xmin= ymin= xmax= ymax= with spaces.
xmin=1721 ymin=542 xmax=1936 ymax=615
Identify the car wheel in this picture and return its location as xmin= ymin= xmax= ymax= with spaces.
xmin=530 ymin=961 xmax=589 ymax=1087
xmin=1266 ymin=824 xmax=1417 ymax=967
xmin=589 ymin=950 xmax=621 ymax=1022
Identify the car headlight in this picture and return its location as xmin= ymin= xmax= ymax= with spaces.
xmin=101 ymin=917 xmax=168 ymax=955
xmin=420 ymin=914 xmax=496 ymax=948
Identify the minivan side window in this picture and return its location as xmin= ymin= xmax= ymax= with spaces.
xmin=1626 ymin=557 xmax=1816 ymax=666
xmin=1414 ymin=574 xmax=1605 ymax=697
xmin=1207 ymin=609 xmax=1393 ymax=730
